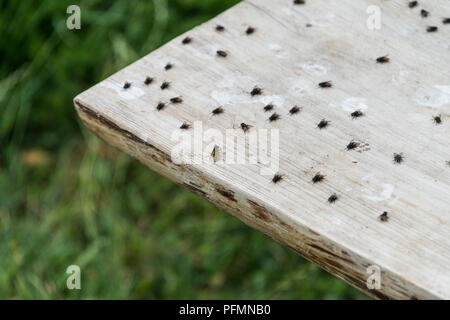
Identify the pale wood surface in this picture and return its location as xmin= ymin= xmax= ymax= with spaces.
xmin=74 ymin=0 xmax=450 ymax=299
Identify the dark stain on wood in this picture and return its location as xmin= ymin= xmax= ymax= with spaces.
xmin=247 ymin=200 xmax=272 ymax=222
xmin=182 ymin=182 xmax=208 ymax=198
xmin=214 ymin=185 xmax=237 ymax=202
xmin=75 ymin=101 xmax=173 ymax=167
xmin=77 ymin=99 xmax=427 ymax=300
xmin=308 ymin=244 xmax=353 ymax=264
xmin=308 ymin=228 xmax=320 ymax=236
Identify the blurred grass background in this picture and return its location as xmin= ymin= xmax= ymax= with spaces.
xmin=0 ymin=0 xmax=367 ymax=299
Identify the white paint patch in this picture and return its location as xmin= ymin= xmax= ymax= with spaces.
xmin=414 ymin=85 xmax=450 ymax=109
xmin=364 ymin=184 xmax=395 ymax=202
xmin=210 ymin=90 xmax=241 ymax=106
xmin=392 ymin=70 xmax=409 ymax=86
xmin=309 ymin=13 xmax=336 ymax=27
xmin=101 ymin=81 xmax=145 ymax=100
xmin=361 ymin=174 xmax=394 ymax=202
xmin=289 ymin=78 xmax=314 ymax=96
xmin=268 ymin=43 xmax=289 ymax=58
xmin=217 ymin=78 xmax=236 ymax=89
xmin=268 ymin=43 xmax=282 ymax=51
xmin=210 ymin=76 xmax=262 ymax=106
xmin=257 ymin=95 xmax=285 ymax=106
xmin=362 ymin=173 xmax=374 ymax=181
xmin=210 ymin=90 xmax=285 ymax=108
xmin=299 ymin=62 xmax=327 ymax=76
xmin=407 ymin=113 xmax=428 ymax=123
xmin=190 ymin=44 xmax=217 ymax=61
xmin=281 ymin=7 xmax=294 ymax=16
xmin=329 ymin=97 xmax=368 ymax=112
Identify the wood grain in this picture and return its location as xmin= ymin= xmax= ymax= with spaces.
xmin=74 ymin=0 xmax=450 ymax=299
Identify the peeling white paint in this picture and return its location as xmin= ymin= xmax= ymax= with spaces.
xmin=268 ymin=43 xmax=282 ymax=51
xmin=362 ymin=174 xmax=394 ymax=202
xmin=268 ymin=43 xmax=289 ymax=58
xmin=299 ymin=62 xmax=328 ymax=76
xmin=364 ymin=184 xmax=395 ymax=202
xmin=309 ymin=13 xmax=336 ymax=27
xmin=257 ymin=95 xmax=285 ymax=106
xmin=101 ymin=81 xmax=145 ymax=100
xmin=289 ymin=78 xmax=314 ymax=96
xmin=210 ymin=90 xmax=242 ymax=105
xmin=217 ymin=78 xmax=236 ymax=89
xmin=407 ymin=113 xmax=428 ymax=123
xmin=329 ymin=97 xmax=368 ymax=112
xmin=362 ymin=173 xmax=375 ymax=181
xmin=414 ymin=85 xmax=450 ymax=109
xmin=210 ymin=90 xmax=285 ymax=108
xmin=190 ymin=44 xmax=217 ymax=60
xmin=392 ymin=70 xmax=410 ymax=86
xmin=210 ymin=75 xmax=263 ymax=105
xmin=281 ymin=7 xmax=294 ymax=16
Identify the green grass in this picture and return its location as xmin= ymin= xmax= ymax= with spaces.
xmin=0 ymin=0 xmax=367 ymax=299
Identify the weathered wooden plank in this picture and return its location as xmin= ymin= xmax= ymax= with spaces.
xmin=74 ymin=0 xmax=450 ymax=299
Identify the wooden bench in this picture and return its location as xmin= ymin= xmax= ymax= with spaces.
xmin=74 ymin=0 xmax=450 ymax=299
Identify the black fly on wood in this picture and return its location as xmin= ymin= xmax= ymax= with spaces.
xmin=317 ymin=119 xmax=329 ymax=129
xmin=272 ymin=174 xmax=283 ymax=183
xmin=180 ymin=122 xmax=190 ymax=130
xmin=312 ymin=173 xmax=325 ymax=183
